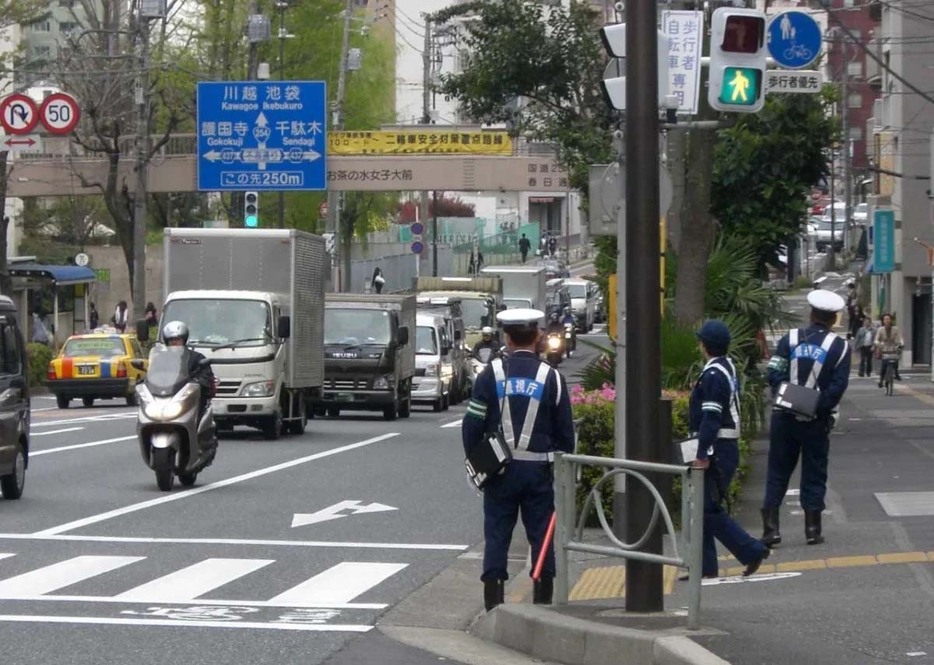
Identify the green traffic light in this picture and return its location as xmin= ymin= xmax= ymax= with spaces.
xmin=245 ymin=215 xmax=258 ymax=228
xmin=718 ymin=67 xmax=761 ymax=106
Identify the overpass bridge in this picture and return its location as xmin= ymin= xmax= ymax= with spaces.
xmin=4 ymin=134 xmax=571 ymax=198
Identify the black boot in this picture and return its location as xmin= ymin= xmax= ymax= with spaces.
xmin=804 ymin=510 xmax=824 ymax=545
xmin=483 ymin=579 xmax=505 ymax=611
xmin=533 ymin=577 xmax=553 ymax=605
xmin=761 ymin=507 xmax=781 ymax=547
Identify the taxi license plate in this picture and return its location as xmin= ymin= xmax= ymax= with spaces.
xmin=77 ymin=365 xmax=96 ymax=376
xmin=336 ymin=393 xmax=354 ymax=402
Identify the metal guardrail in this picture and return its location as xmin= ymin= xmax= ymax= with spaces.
xmin=553 ymin=452 xmax=705 ymax=630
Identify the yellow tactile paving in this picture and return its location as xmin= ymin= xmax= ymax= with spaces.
xmin=825 ymin=555 xmax=879 ymax=568
xmin=876 ymin=552 xmax=928 ymax=564
xmin=778 ymin=559 xmax=827 ymax=571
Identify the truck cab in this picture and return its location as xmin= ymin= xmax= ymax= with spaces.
xmin=412 ymin=311 xmax=454 ymax=412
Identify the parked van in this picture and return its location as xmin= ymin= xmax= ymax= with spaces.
xmin=0 ymin=296 xmax=28 ymax=499
xmin=412 ymin=312 xmax=454 ymax=412
xmin=415 ymin=297 xmax=470 ymax=403
xmin=562 ymin=278 xmax=597 ymax=332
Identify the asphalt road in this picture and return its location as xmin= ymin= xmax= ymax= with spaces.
xmin=0 ymin=330 xmax=604 ymax=665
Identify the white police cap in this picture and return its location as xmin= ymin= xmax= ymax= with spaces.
xmin=807 ymin=289 xmax=845 ymax=313
xmin=496 ymin=308 xmax=545 ymax=329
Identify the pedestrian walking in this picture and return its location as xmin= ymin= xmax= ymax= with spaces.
xmin=855 ymin=316 xmax=875 ymax=377
xmin=371 ymin=267 xmax=385 ymax=294
xmin=462 ymin=308 xmax=575 ymax=611
xmin=518 ymin=234 xmax=531 ymax=263
xmin=31 ymin=310 xmax=51 ymax=346
xmin=687 ymin=320 xmax=770 ymax=579
xmin=111 ymin=301 xmax=129 ymax=333
xmin=762 ymin=290 xmax=850 ymax=546
xmin=88 ymin=302 xmax=99 ymax=330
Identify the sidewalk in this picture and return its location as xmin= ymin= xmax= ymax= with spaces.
xmin=473 ymin=377 xmax=934 ymax=664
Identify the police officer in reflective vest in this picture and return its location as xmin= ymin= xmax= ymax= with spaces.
xmin=690 ymin=320 xmax=771 ymax=579
xmin=462 ymin=308 xmax=575 ymax=611
xmin=763 ymin=290 xmax=850 ymax=546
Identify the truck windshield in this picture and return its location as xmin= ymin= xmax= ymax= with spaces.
xmin=415 ymin=326 xmax=438 ymax=355
xmin=566 ymin=284 xmax=587 ymax=299
xmin=162 ymin=299 xmax=272 ymax=347
xmin=460 ymin=298 xmax=491 ymax=330
xmin=325 ymin=309 xmax=392 ymax=346
xmin=503 ymin=297 xmax=532 ymax=309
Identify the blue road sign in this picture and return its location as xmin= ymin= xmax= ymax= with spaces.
xmin=410 ymin=222 xmax=424 ymax=235
xmin=411 ymin=241 xmax=424 ymax=254
xmin=872 ymin=209 xmax=895 ymax=274
xmin=197 ymin=81 xmax=327 ymax=192
xmin=767 ymin=11 xmax=822 ymax=70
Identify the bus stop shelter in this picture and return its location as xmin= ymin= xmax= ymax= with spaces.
xmin=8 ymin=262 xmax=97 ymax=339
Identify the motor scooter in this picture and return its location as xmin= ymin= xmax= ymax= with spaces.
xmin=544 ymin=331 xmax=564 ymax=366
xmin=133 ymin=345 xmax=218 ymax=492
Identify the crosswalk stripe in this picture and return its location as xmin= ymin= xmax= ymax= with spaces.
xmin=0 ymin=555 xmax=144 ymax=598
xmin=114 ymin=558 xmax=275 ymax=603
xmin=267 ymin=562 xmax=407 ymax=607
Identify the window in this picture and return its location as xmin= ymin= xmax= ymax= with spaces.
xmin=0 ymin=322 xmax=22 ymax=376
xmin=34 ymin=46 xmax=50 ymax=58
xmin=850 ymin=127 xmax=863 ymax=141
xmin=848 ymin=93 xmax=863 ymax=109
xmin=31 ymin=20 xmax=50 ymax=31
xmin=848 ymin=61 xmax=863 ymax=77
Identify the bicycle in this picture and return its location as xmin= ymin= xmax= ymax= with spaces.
xmin=881 ymin=351 xmax=901 ymax=396
xmin=783 ymin=44 xmax=812 ymax=61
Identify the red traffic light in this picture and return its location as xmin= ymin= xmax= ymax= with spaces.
xmin=721 ymin=15 xmax=764 ymax=53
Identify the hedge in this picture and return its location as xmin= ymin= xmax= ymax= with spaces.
xmin=26 ymin=343 xmax=53 ymax=388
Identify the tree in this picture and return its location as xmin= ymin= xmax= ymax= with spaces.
xmin=435 ymin=0 xmax=614 ymax=191
xmin=397 ymin=195 xmax=476 ymax=222
xmin=711 ymin=91 xmax=839 ymax=272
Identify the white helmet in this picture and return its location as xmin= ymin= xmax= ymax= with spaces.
xmin=162 ymin=320 xmax=189 ymax=345
xmin=481 ymin=326 xmax=493 ymax=336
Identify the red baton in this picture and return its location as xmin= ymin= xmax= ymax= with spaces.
xmin=532 ymin=512 xmax=556 ymax=582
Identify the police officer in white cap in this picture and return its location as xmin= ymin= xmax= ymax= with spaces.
xmin=763 ymin=289 xmax=850 ymax=547
xmin=462 ymin=308 xmax=575 ymax=611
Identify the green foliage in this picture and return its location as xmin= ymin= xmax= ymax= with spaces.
xmin=436 ymin=0 xmax=614 ymax=190
xmin=712 ymin=90 xmax=840 ymax=271
xmin=26 ymin=343 xmax=52 ymax=388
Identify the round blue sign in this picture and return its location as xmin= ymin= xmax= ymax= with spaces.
xmin=767 ymin=11 xmax=822 ymax=70
xmin=410 ymin=222 xmax=424 ymax=235
xmin=411 ymin=241 xmax=424 ymax=254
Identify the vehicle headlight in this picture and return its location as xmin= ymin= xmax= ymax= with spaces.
xmin=143 ymin=384 xmax=198 ymax=422
xmin=424 ymin=363 xmax=439 ymax=377
xmin=373 ymin=374 xmax=394 ymax=390
xmin=241 ymin=380 xmax=276 ymax=398
xmin=547 ymin=336 xmax=561 ymax=350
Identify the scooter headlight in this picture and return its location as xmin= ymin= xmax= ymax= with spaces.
xmin=144 ymin=384 xmax=198 ymax=422
xmin=547 ymin=336 xmax=562 ymax=351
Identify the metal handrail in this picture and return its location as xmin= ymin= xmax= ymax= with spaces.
xmin=553 ymin=452 xmax=705 ymax=630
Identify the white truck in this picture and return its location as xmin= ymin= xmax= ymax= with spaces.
xmin=480 ymin=265 xmax=547 ymax=320
xmin=161 ymin=228 xmax=326 ymax=440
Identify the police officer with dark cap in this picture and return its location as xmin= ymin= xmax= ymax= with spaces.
xmin=689 ymin=320 xmax=770 ymax=579
xmin=763 ymin=289 xmax=850 ymax=547
xmin=462 ymin=308 xmax=575 ymax=611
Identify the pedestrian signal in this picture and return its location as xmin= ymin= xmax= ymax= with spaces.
xmin=707 ymin=8 xmax=767 ymax=113
xmin=244 ymin=191 xmax=259 ymax=228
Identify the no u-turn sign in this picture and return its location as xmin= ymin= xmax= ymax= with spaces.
xmin=0 ymin=91 xmax=81 ymax=136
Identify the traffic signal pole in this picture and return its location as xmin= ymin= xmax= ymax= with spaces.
xmin=624 ymin=0 xmax=664 ymax=613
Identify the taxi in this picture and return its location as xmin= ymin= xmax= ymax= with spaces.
xmin=46 ymin=328 xmax=148 ymax=409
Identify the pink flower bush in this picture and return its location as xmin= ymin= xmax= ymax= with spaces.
xmin=570 ymin=383 xmax=616 ymax=406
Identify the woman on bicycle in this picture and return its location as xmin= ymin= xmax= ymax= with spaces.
xmin=874 ymin=313 xmax=903 ymax=387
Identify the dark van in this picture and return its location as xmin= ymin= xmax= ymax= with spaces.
xmin=0 ymin=296 xmax=28 ymax=499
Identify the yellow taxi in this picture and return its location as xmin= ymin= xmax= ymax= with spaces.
xmin=46 ymin=328 xmax=149 ymax=409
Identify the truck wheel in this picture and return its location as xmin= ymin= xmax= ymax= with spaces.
xmin=82 ymin=397 xmax=94 ymax=408
xmin=262 ymin=411 xmax=282 ymax=440
xmin=56 ymin=395 xmax=70 ymax=409
xmin=398 ymin=398 xmax=411 ymax=418
xmin=383 ymin=402 xmax=398 ymax=421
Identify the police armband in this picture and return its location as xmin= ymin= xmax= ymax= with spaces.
xmin=465 ymin=431 xmax=513 ymax=490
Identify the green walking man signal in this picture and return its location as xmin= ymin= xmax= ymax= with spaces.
xmin=244 ymin=191 xmax=259 ymax=228
xmin=720 ymin=67 xmax=760 ymax=106
xmin=707 ymin=8 xmax=767 ymax=113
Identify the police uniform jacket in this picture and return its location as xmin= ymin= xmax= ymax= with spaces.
xmin=462 ymin=349 xmax=575 ymax=461
xmin=689 ymin=356 xmax=740 ymax=460
xmin=767 ymin=324 xmax=850 ymax=418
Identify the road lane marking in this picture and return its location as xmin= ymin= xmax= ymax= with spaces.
xmin=35 ymin=432 xmax=401 ymax=536
xmin=31 ymin=436 xmax=136 ymax=457
xmin=440 ymin=419 xmax=463 ymax=429
xmin=0 ymin=533 xmax=468 ymax=551
xmin=114 ymin=558 xmax=275 ymax=603
xmin=268 ymin=562 xmax=407 ymax=607
xmin=0 ymin=555 xmax=144 ymax=597
xmin=30 ymin=407 xmax=59 ymax=412
xmin=30 ymin=413 xmax=136 ymax=428
xmin=29 ymin=427 xmax=84 ymax=437
xmin=0 ymin=614 xmax=373 ymax=632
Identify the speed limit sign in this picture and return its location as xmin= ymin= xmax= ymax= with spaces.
xmin=39 ymin=93 xmax=80 ymax=135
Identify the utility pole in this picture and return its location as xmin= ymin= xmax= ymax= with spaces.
xmin=624 ymin=0 xmax=663 ymax=613
xmin=432 ymin=190 xmax=439 ymax=276
xmin=419 ymin=13 xmax=433 ymax=275
xmin=327 ymin=0 xmax=354 ymax=291
xmin=842 ymin=37 xmax=853 ymax=256
xmin=277 ymin=0 xmax=289 ymax=229
xmin=132 ymin=7 xmax=153 ymax=316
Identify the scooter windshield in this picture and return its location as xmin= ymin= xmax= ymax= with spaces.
xmin=146 ymin=344 xmax=192 ymax=397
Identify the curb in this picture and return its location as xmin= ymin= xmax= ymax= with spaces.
xmin=473 ymin=604 xmax=729 ymax=665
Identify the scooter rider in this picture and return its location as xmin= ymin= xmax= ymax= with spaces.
xmin=162 ymin=320 xmax=215 ymax=417
xmin=561 ymin=306 xmax=577 ymax=352
xmin=472 ymin=326 xmax=500 ymax=358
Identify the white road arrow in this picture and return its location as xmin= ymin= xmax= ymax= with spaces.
xmin=291 ymin=500 xmax=398 ymax=528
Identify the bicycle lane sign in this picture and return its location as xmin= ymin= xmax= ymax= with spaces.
xmin=767 ymin=11 xmax=822 ymax=70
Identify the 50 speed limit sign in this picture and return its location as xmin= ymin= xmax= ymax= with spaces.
xmin=39 ymin=93 xmax=80 ymax=135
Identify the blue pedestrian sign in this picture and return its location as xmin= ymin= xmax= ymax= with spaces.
xmin=197 ymin=81 xmax=327 ymax=192
xmin=767 ymin=11 xmax=822 ymax=70
xmin=872 ymin=209 xmax=895 ymax=274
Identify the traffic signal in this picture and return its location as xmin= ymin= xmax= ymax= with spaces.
xmin=707 ymin=8 xmax=767 ymax=113
xmin=598 ymin=23 xmax=670 ymax=111
xmin=244 ymin=191 xmax=259 ymax=228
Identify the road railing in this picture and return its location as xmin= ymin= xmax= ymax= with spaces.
xmin=553 ymin=452 xmax=705 ymax=629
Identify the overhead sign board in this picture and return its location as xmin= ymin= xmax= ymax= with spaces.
xmin=196 ymin=80 xmax=327 ymax=191
xmin=767 ymin=11 xmax=822 ymax=70
xmin=328 ymin=130 xmax=513 ymax=156
xmin=767 ymin=70 xmax=823 ymax=94
xmin=872 ymin=209 xmax=895 ymax=274
xmin=661 ymin=10 xmax=705 ymax=114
